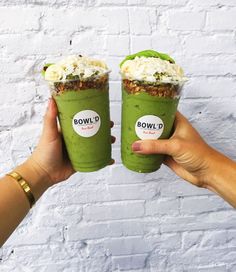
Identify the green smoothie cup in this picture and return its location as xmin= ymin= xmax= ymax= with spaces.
xmin=49 ymin=76 xmax=111 ymax=172
xmin=121 ymin=81 xmax=182 ymax=173
xmin=120 ymin=50 xmax=186 ymax=173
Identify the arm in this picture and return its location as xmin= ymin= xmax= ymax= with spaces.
xmin=0 ymin=99 xmax=75 ymax=246
xmin=132 ymin=112 xmax=236 ymax=207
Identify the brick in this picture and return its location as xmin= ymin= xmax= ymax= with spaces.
xmin=66 ymin=220 xmax=145 ymax=240
xmin=108 ymin=183 xmax=157 ymax=201
xmin=0 ymin=33 xmax=69 ymax=56
xmin=179 ymin=98 xmax=236 ymax=123
xmin=106 ymin=56 xmax=123 ymax=81
xmin=110 ymin=102 xmax=121 ymax=124
xmin=180 ymin=196 xmax=229 ymax=214
xmin=112 ymin=254 xmax=147 ymax=270
xmin=185 ymin=35 xmax=236 ymax=54
xmin=29 ymin=102 xmax=47 ymax=124
xmin=0 ymin=7 xmax=40 ymax=33
xmin=0 ymin=57 xmax=36 ymax=78
xmin=33 ymin=202 xmax=83 ymax=227
xmin=207 ymin=10 xmax=236 ymax=30
xmin=107 ymin=35 xmax=130 ymax=56
xmin=0 ymin=0 xmax=85 ymax=6
xmin=145 ymin=198 xmax=179 ymax=216
xmin=151 ymin=35 xmax=182 ymax=55
xmin=112 ymin=147 xmax=122 ymax=164
xmin=128 ymin=0 xmax=146 ymax=4
xmin=183 ymin=77 xmax=236 ymax=98
xmin=186 ymin=266 xmax=227 ymax=272
xmin=161 ymin=210 xmax=236 ymax=233
xmin=110 ymin=126 xmax=121 ymax=147
xmin=146 ymin=0 xmax=187 ymax=5
xmin=129 ymin=9 xmax=152 ymax=35
xmin=169 ymin=248 xmax=234 ymax=266
xmin=54 ymin=183 xmax=157 ymax=204
xmin=183 ymin=230 xmax=228 ymax=250
xmin=12 ymin=125 xmax=41 ymax=153
xmin=101 ymin=8 xmax=129 ymax=34
xmin=182 ymin=56 xmax=236 ymax=76
xmin=168 ymin=12 xmax=205 ymax=30
xmin=160 ymin=180 xmax=210 ymax=197
xmin=147 ymin=233 xmax=181 ymax=249
xmin=188 ymin=0 xmax=236 ymax=6
xmin=109 ymin=81 xmax=122 ymax=101
xmin=105 ymin=236 xmax=150 ymax=255
xmin=0 ymin=82 xmax=36 ymax=104
xmin=131 ymin=35 xmax=152 ymax=53
xmin=0 ymin=105 xmax=31 ymax=128
xmin=227 ymin=230 xmax=236 ymax=247
xmin=83 ymin=201 xmax=145 ymax=221
xmin=43 ymin=8 xmax=106 ymax=33
xmin=5 ymin=227 xmax=63 ymax=246
xmin=0 ymin=131 xmax=12 ymax=172
xmin=70 ymin=31 xmax=106 ymax=55
xmin=0 ymin=7 xmax=41 ymax=33
xmin=201 ymin=231 xmax=228 ymax=248
xmin=108 ymin=165 xmax=146 ymax=184
xmin=99 ymin=0 xmax=127 ymax=4
xmin=182 ymin=231 xmax=203 ymax=249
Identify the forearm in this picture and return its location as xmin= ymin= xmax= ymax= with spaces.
xmin=0 ymin=160 xmax=49 ymax=246
xmin=205 ymin=150 xmax=236 ymax=208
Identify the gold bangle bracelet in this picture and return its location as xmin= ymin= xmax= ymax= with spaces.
xmin=7 ymin=171 xmax=35 ymax=208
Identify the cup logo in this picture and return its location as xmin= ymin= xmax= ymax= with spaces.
xmin=72 ymin=110 xmax=101 ymax=137
xmin=135 ymin=115 xmax=164 ymax=140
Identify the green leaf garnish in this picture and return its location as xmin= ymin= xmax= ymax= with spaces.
xmin=120 ymin=49 xmax=175 ymax=67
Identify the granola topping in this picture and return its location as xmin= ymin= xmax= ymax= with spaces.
xmin=123 ymin=79 xmax=180 ymax=98
xmin=50 ymin=74 xmax=108 ymax=95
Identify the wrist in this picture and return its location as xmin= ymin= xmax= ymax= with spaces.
xmin=14 ymin=159 xmax=51 ymax=201
xmin=203 ymin=148 xmax=236 ymax=191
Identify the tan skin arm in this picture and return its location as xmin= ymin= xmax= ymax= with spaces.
xmin=0 ymin=99 xmax=115 ymax=246
xmin=132 ymin=112 xmax=236 ymax=208
xmin=0 ymin=99 xmax=76 ymax=247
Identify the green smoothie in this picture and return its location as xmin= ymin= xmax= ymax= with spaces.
xmin=121 ymin=86 xmax=179 ymax=173
xmin=53 ymin=86 xmax=111 ymax=172
xmin=42 ymin=55 xmax=112 ymax=172
xmin=120 ymin=49 xmax=186 ymax=173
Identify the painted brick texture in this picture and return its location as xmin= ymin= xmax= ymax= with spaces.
xmin=0 ymin=0 xmax=236 ymax=271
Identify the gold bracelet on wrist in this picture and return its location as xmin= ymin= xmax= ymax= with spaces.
xmin=7 ymin=171 xmax=35 ymax=208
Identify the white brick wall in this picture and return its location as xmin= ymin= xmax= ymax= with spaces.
xmin=0 ymin=0 xmax=236 ymax=271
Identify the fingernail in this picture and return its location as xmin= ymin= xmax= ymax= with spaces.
xmin=132 ymin=142 xmax=141 ymax=152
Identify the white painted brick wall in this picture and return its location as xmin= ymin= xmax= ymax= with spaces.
xmin=0 ymin=0 xmax=236 ymax=271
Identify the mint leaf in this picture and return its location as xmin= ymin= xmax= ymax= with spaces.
xmin=120 ymin=50 xmax=175 ymax=67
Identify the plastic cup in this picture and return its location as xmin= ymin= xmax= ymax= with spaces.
xmin=49 ymin=75 xmax=111 ymax=172
xmin=121 ymin=79 xmax=183 ymax=173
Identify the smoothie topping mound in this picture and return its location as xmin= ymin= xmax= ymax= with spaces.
xmin=43 ymin=55 xmax=109 ymax=82
xmin=120 ymin=50 xmax=187 ymax=84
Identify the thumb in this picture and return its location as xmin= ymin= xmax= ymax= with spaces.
xmin=132 ymin=139 xmax=178 ymax=156
xmin=41 ymin=98 xmax=59 ymax=142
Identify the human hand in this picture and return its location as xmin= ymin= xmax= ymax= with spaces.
xmin=15 ymin=98 xmax=115 ymax=201
xmin=132 ymin=112 xmax=219 ymax=188
xmin=29 ymin=98 xmax=76 ymax=185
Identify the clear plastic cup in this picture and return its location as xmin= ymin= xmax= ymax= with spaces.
xmin=121 ymin=79 xmax=183 ymax=173
xmin=49 ymin=74 xmax=112 ymax=172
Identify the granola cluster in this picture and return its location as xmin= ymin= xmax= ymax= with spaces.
xmin=122 ymin=79 xmax=180 ymax=98
xmin=50 ymin=74 xmax=108 ymax=95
